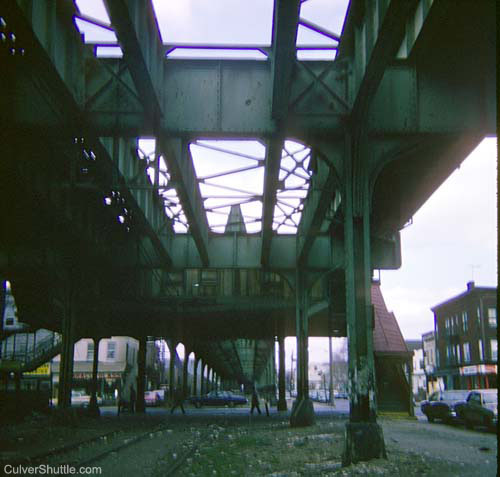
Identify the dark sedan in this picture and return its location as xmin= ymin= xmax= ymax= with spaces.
xmin=187 ymin=391 xmax=248 ymax=408
xmin=420 ymin=390 xmax=469 ymax=423
xmin=462 ymin=389 xmax=497 ymax=431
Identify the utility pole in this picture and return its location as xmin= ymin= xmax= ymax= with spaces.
xmin=329 ymin=337 xmax=335 ymax=406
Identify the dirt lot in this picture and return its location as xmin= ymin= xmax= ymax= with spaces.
xmin=163 ymin=414 xmax=497 ymax=476
xmin=1 ymin=407 xmax=497 ymax=476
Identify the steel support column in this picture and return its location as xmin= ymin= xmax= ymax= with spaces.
xmin=57 ymin=298 xmax=76 ymax=409
xmin=182 ymin=347 xmax=190 ymax=398
xmin=290 ymin=270 xmax=314 ymax=426
xmin=136 ymin=336 xmax=146 ymax=413
xmin=207 ymin=368 xmax=212 ymax=392
xmin=200 ymin=363 xmax=206 ymax=395
xmin=88 ymin=337 xmax=101 ymax=417
xmin=277 ymin=325 xmax=287 ymax=411
xmin=342 ymin=134 xmax=386 ymax=465
xmin=193 ymin=356 xmax=200 ymax=396
xmin=168 ymin=341 xmax=177 ymax=402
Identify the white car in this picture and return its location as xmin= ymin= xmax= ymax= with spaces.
xmin=71 ymin=390 xmax=91 ymax=407
xmin=71 ymin=390 xmax=102 ymax=407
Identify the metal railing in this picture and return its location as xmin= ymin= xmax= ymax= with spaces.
xmin=0 ymin=330 xmax=62 ymax=371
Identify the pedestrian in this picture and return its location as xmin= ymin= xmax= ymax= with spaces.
xmin=250 ymin=385 xmax=261 ymax=415
xmin=129 ymin=385 xmax=136 ymax=413
xmin=170 ymin=387 xmax=186 ymax=414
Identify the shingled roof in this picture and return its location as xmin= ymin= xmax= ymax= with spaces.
xmin=371 ymin=281 xmax=411 ymax=356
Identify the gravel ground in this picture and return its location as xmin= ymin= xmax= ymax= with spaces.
xmin=1 ymin=406 xmax=497 ymax=476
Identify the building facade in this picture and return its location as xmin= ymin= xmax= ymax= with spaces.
xmin=421 ymin=331 xmax=443 ymax=395
xmin=405 ymin=340 xmax=427 ymax=401
xmin=432 ymin=282 xmax=497 ymax=390
xmin=52 ymin=336 xmax=139 ymax=403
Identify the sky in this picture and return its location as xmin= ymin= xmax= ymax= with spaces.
xmin=380 ymin=137 xmax=497 ymax=340
xmin=72 ymin=1 xmax=497 ymax=362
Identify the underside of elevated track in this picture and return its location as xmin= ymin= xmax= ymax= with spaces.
xmin=0 ymin=0 xmax=495 ymax=464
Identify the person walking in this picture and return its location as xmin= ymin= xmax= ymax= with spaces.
xmin=170 ymin=387 xmax=186 ymax=414
xmin=250 ymin=385 xmax=261 ymax=415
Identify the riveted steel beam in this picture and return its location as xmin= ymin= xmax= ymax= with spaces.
xmin=2 ymin=1 xmax=174 ymax=272
xmin=104 ymin=0 xmax=164 ymax=125
xmin=261 ymin=138 xmax=284 ymax=267
xmin=340 ymin=0 xmax=418 ymax=126
xmin=159 ymin=138 xmax=210 ymax=267
xmin=103 ymin=2 xmax=210 ymax=265
xmin=297 ymin=152 xmax=339 ymax=267
xmin=271 ymin=0 xmax=301 ymax=121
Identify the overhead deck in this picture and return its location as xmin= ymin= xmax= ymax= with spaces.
xmin=0 ymin=0 xmax=495 ymax=452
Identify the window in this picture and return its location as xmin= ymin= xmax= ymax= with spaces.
xmin=491 ymin=339 xmax=497 ymax=361
xmin=468 ymin=392 xmax=481 ymax=404
xmin=455 ymin=344 xmax=461 ymax=363
xmin=463 ymin=342 xmax=470 ymax=363
xmin=488 ymin=308 xmax=497 ymax=327
xmin=106 ymin=341 xmax=116 ymax=359
xmin=87 ymin=342 xmax=94 ymax=361
xmin=446 ymin=345 xmax=452 ymax=364
xmin=5 ymin=318 xmax=14 ymax=326
xmin=479 ymin=340 xmax=484 ymax=360
xmin=462 ymin=312 xmax=468 ymax=332
xmin=477 ymin=306 xmax=481 ymax=324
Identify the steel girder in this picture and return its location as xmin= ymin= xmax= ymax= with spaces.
xmin=3 ymin=0 xmax=174 ymax=273
xmin=103 ymin=0 xmax=211 ymax=267
xmin=2 ymin=0 xmax=496 ymax=386
xmin=85 ymin=59 xmax=347 ymax=137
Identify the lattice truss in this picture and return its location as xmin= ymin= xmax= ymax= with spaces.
xmin=137 ymin=139 xmax=189 ymax=233
xmin=71 ymin=0 xmax=346 ymax=234
xmin=190 ymin=140 xmax=312 ymax=234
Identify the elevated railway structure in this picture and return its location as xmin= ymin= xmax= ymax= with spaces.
xmin=0 ymin=0 xmax=495 ymax=464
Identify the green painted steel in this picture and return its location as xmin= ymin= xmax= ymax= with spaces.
xmin=0 ymin=0 xmax=495 ymax=434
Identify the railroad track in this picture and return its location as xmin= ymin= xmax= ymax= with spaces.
xmin=35 ymin=422 xmax=211 ymax=476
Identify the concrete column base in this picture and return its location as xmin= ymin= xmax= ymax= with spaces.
xmin=342 ymin=422 xmax=387 ymax=466
xmin=290 ymin=398 xmax=315 ymax=427
xmin=277 ymin=398 xmax=288 ymax=412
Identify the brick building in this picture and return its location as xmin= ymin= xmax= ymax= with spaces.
xmin=432 ymin=281 xmax=497 ymax=390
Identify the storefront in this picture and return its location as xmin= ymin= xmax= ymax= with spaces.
xmin=51 ymin=361 xmax=130 ymax=404
xmin=459 ymin=364 xmax=497 ymax=390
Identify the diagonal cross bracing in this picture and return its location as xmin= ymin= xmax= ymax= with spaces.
xmin=297 ymin=154 xmax=338 ymax=266
xmin=159 ymin=138 xmax=210 ymax=266
xmin=261 ymin=138 xmax=283 ymax=266
xmin=340 ymin=0 xmax=418 ymax=125
xmin=105 ymin=0 xmax=210 ymax=266
xmin=103 ymin=0 xmax=164 ymax=123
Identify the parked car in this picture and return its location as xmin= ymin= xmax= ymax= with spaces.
xmin=71 ymin=390 xmax=90 ymax=407
xmin=144 ymin=391 xmax=160 ymax=407
xmin=311 ymin=390 xmax=329 ymax=403
xmin=461 ymin=389 xmax=497 ymax=431
xmin=420 ymin=390 xmax=469 ymax=423
xmin=334 ymin=391 xmax=348 ymax=399
xmin=187 ymin=390 xmax=248 ymax=408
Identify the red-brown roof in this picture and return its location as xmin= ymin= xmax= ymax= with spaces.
xmin=371 ymin=282 xmax=410 ymax=356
